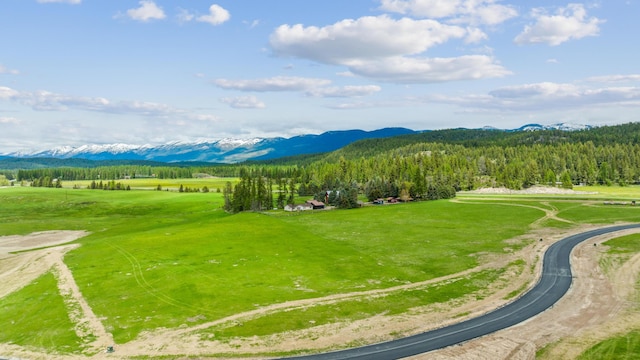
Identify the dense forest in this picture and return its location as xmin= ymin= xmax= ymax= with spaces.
xmin=5 ymin=123 xmax=640 ymax=212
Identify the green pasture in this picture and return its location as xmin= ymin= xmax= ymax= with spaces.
xmin=62 ymin=177 xmax=238 ymax=191
xmin=1 ymin=185 xmax=640 ymax=355
xmin=0 ymin=272 xmax=83 ymax=353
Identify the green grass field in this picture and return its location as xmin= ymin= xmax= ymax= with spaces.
xmin=2 ymin=184 xmax=640 ymax=355
xmin=63 ymin=177 xmax=238 ymax=191
xmin=0 ymin=272 xmax=82 ymax=352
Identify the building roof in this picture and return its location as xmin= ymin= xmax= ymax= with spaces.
xmin=306 ymin=200 xmax=325 ymax=207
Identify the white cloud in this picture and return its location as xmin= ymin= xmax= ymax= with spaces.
xmin=0 ymin=64 xmax=19 ymax=75
xmin=464 ymin=27 xmax=488 ymax=43
xmin=244 ymin=19 xmax=260 ymax=29
xmin=213 ymin=76 xmax=331 ymax=92
xmin=0 ymin=86 xmax=20 ymax=99
xmin=177 ymin=8 xmax=195 ymax=23
xmin=197 ymin=4 xmax=230 ymax=26
xmin=425 ymin=81 xmax=640 ymax=112
xmin=271 ymin=15 xmax=466 ymax=63
xmin=379 ymin=0 xmax=459 ymax=18
xmin=489 ymin=82 xmax=581 ymax=98
xmin=0 ymin=117 xmax=20 ymax=124
xmin=379 ymin=0 xmax=517 ymax=25
xmin=0 ymin=85 xmax=217 ymax=120
xmin=220 ymin=96 xmax=266 ymax=109
xmin=37 ymin=0 xmax=81 ymax=3
xmin=586 ymin=74 xmax=640 ymax=83
xmin=187 ymin=113 xmax=219 ymax=122
xmin=346 ymin=55 xmax=511 ymax=83
xmin=327 ymin=101 xmax=378 ymax=110
xmin=270 ymin=15 xmax=509 ymax=84
xmin=515 ymin=4 xmax=603 ymax=46
xmin=306 ymin=85 xmax=382 ymax=98
xmin=126 ymin=1 xmax=166 ymax=22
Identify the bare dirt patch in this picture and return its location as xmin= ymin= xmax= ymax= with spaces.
xmin=0 ymin=230 xmax=106 ymax=360
xmin=0 ymin=231 xmax=88 ymax=298
xmin=0 ymin=230 xmax=88 ymax=258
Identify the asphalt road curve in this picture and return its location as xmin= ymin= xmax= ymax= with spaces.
xmin=285 ymin=223 xmax=640 ymax=360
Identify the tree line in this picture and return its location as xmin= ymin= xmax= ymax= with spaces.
xmin=10 ymin=123 xmax=640 ymax=213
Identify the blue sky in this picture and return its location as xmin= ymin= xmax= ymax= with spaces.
xmin=1 ymin=0 xmax=639 ymax=153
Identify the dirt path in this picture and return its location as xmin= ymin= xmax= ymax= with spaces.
xmin=53 ymin=254 xmax=115 ymax=352
xmin=451 ymin=198 xmax=576 ymax=228
xmin=0 ymin=230 xmax=88 ymax=298
xmin=0 ymin=231 xmax=113 ymax=359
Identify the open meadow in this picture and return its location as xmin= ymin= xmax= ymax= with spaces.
xmin=1 ymin=184 xmax=640 ymax=359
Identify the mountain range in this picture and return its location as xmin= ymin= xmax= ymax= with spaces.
xmin=1 ymin=123 xmax=592 ymax=164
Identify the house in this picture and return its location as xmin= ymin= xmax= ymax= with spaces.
xmin=306 ymin=200 xmax=326 ymax=209
xmin=284 ymin=203 xmax=313 ymax=212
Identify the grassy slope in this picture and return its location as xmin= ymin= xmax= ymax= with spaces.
xmin=576 ymin=233 xmax=640 ymax=360
xmin=2 ymin=186 xmax=640 ymax=352
xmin=0 ymin=272 xmax=82 ymax=353
xmin=0 ymin=187 xmax=544 ymax=345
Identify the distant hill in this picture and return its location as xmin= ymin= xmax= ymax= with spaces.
xmin=3 ymin=128 xmax=417 ymax=164
xmin=0 ymin=123 xmax=610 ymax=168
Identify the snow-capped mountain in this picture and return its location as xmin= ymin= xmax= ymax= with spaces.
xmin=6 ymin=128 xmax=416 ymax=163
xmin=2 ymin=123 xmax=593 ymax=164
xmin=516 ymin=122 xmax=593 ymax=132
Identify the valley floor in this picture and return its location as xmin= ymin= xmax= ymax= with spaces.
xmin=0 ymin=210 xmax=639 ymax=359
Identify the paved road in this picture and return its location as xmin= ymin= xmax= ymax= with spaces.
xmin=285 ymin=223 xmax=640 ymax=360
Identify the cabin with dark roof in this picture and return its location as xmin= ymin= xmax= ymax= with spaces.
xmin=306 ymin=200 xmax=326 ymax=209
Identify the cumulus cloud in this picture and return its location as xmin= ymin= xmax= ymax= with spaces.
xmin=126 ymin=1 xmax=166 ymax=22
xmin=515 ymin=4 xmax=603 ymax=46
xmin=0 ymin=64 xmax=20 ymax=75
xmin=271 ymin=15 xmax=466 ymax=63
xmin=345 ymin=55 xmax=511 ymax=83
xmin=197 ymin=4 xmax=230 ymax=26
xmin=269 ymin=15 xmax=509 ymax=84
xmin=220 ymin=96 xmax=266 ymax=109
xmin=213 ymin=76 xmax=331 ymax=92
xmin=465 ymin=27 xmax=488 ymax=43
xmin=379 ymin=0 xmax=517 ymax=25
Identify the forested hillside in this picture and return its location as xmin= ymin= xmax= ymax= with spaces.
xmin=7 ymin=123 xmax=640 ymax=212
